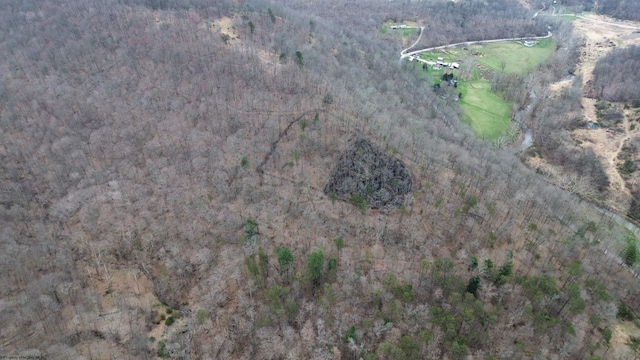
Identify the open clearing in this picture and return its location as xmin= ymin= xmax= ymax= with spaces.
xmin=458 ymin=80 xmax=512 ymax=139
xmin=473 ymin=39 xmax=555 ymax=74
xmin=418 ymin=40 xmax=554 ymax=140
xmin=380 ymin=21 xmax=420 ymax=46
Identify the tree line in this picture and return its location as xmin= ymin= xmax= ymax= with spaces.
xmin=591 ymin=45 xmax=640 ymax=103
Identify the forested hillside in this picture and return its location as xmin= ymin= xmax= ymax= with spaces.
xmin=1 ymin=0 xmax=639 ymax=359
xmin=290 ymin=0 xmax=548 ymax=49
xmin=591 ymin=45 xmax=640 ymax=103
xmin=595 ymin=0 xmax=640 ymax=22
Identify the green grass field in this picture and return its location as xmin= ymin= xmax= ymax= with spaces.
xmin=413 ymin=39 xmax=555 ymax=141
xmin=403 ymin=28 xmax=420 ymax=37
xmin=473 ymin=40 xmax=556 ymax=74
xmin=380 ymin=21 xmax=420 ymax=37
xmin=458 ymin=80 xmax=512 ymax=139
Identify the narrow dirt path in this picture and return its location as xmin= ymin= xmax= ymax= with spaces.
xmin=614 ymin=116 xmax=631 ymax=164
xmin=400 ymin=26 xmax=424 ymax=57
xmin=532 ymin=3 xmax=545 ymax=18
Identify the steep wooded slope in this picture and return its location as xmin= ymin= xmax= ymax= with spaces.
xmin=0 ymin=1 xmax=638 ymax=359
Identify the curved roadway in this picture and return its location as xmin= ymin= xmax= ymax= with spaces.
xmin=400 ymin=9 xmax=640 ymax=60
xmin=400 ymin=26 xmax=425 ymax=58
xmin=400 ymin=30 xmax=553 ymax=59
xmin=532 ymin=3 xmax=546 ymax=18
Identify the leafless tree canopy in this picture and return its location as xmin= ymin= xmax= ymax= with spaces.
xmin=592 ymin=45 xmax=640 ymax=102
xmin=0 ymin=0 xmax=638 ymax=359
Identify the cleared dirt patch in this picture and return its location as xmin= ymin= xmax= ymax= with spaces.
xmin=215 ymin=16 xmax=236 ymax=36
xmin=206 ymin=16 xmax=238 ymax=41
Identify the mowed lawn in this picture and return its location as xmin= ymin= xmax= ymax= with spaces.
xmin=412 ymin=39 xmax=555 ymax=140
xmin=460 ymin=40 xmax=553 ymax=139
xmin=458 ymin=80 xmax=512 ymax=140
xmin=473 ymin=39 xmax=556 ymax=74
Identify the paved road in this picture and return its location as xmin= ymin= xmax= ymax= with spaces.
xmin=400 ymin=10 xmax=639 ymax=60
xmin=400 ymin=31 xmax=553 ymax=59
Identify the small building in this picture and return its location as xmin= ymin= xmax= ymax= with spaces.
xmin=437 ymin=57 xmax=444 ymax=61
xmin=523 ymin=41 xmax=536 ymax=47
xmin=450 ymin=62 xmax=460 ymax=69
